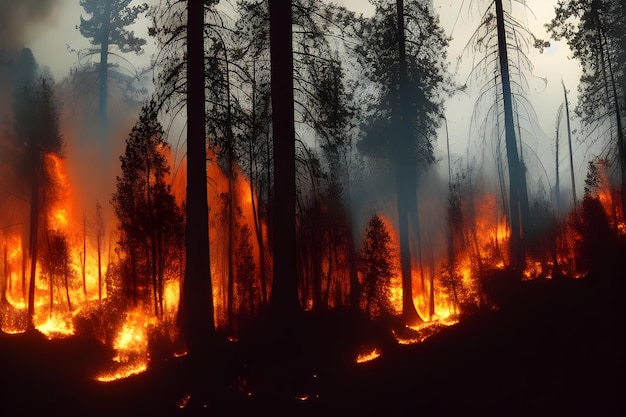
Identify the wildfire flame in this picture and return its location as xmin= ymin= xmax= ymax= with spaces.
xmin=355 ymin=347 xmax=381 ymax=364
xmin=95 ymin=309 xmax=156 ymax=382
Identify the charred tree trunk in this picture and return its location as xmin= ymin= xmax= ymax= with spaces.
xmin=157 ymin=230 xmax=165 ymax=317
xmin=182 ymin=0 xmax=215 ymax=373
xmin=563 ymin=81 xmax=577 ymax=207
xmin=99 ymin=1 xmax=111 ymax=128
xmin=601 ymin=33 xmax=626 ymax=220
xmin=227 ymin=191 xmax=235 ymax=329
xmin=592 ymin=6 xmax=626 ymax=219
xmin=96 ymin=202 xmax=103 ymax=304
xmin=27 ymin=168 xmax=40 ymax=329
xmin=249 ymin=145 xmax=267 ymax=305
xmin=268 ymin=0 xmax=300 ymax=325
xmin=2 ymin=244 xmax=8 ymax=306
xmin=22 ymin=230 xmax=27 ymax=304
xmin=64 ymin=256 xmax=72 ymax=311
xmin=396 ymin=0 xmax=421 ymax=324
xmin=248 ymin=65 xmax=268 ymax=306
xmin=82 ymin=214 xmax=87 ymax=298
xmin=49 ymin=235 xmax=54 ymax=315
xmin=146 ymin=151 xmax=159 ymax=316
xmin=130 ymin=246 xmax=138 ymax=306
xmin=343 ymin=163 xmax=360 ymax=312
xmin=555 ymin=104 xmax=562 ymax=212
xmin=226 ymin=63 xmax=236 ymax=332
xmin=495 ymin=0 xmax=526 ymax=272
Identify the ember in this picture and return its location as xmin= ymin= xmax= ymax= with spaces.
xmin=355 ymin=347 xmax=381 ymax=364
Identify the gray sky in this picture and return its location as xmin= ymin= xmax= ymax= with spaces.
xmin=331 ymin=1 xmax=585 ymax=196
xmin=24 ymin=0 xmax=586 ymax=196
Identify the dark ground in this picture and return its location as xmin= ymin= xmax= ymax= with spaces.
xmin=1 ymin=272 xmax=624 ymax=417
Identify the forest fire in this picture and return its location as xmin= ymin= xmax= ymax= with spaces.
xmin=0 ymin=0 xmax=625 ymax=413
xmin=36 ymin=312 xmax=75 ymax=339
xmin=0 ymin=142 xmax=601 ymax=384
xmin=0 ymin=134 xmax=269 ymax=378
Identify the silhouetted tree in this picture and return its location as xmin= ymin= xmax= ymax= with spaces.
xmin=268 ymin=0 xmax=300 ymax=325
xmin=574 ymin=159 xmax=619 ymax=276
xmin=359 ymin=214 xmax=395 ymax=318
xmin=547 ymin=0 xmax=626 ymax=218
xmin=11 ymin=59 xmax=64 ymax=328
xmin=111 ymin=101 xmax=184 ymax=317
xmin=462 ymin=0 xmax=549 ymax=272
xmin=234 ymin=0 xmax=358 ymax=315
xmin=182 ymin=1 xmax=215 ymax=400
xmin=78 ymin=0 xmax=148 ymax=126
xmin=355 ymin=0 xmax=449 ymax=322
xmin=40 ymin=231 xmax=73 ymax=313
xmin=235 ymin=223 xmax=258 ymax=331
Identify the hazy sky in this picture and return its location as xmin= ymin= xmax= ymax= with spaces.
xmin=22 ymin=0 xmax=586 ymax=194
xmin=332 ymin=0 xmax=584 ymax=192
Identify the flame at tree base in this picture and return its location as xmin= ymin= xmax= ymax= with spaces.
xmin=95 ymin=309 xmax=157 ymax=382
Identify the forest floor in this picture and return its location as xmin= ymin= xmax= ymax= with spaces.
xmin=1 ymin=271 xmax=624 ymax=417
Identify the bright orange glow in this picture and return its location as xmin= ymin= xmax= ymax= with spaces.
xmin=45 ymin=153 xmax=72 ymax=231
xmin=355 ymin=347 xmax=381 ymax=363
xmin=36 ymin=313 xmax=75 ymax=339
xmin=95 ymin=309 xmax=155 ymax=382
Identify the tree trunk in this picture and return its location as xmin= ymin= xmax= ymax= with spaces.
xmin=495 ymin=0 xmax=526 ymax=272
xmin=22 ymin=228 xmax=27 ymax=304
xmin=562 ymin=81 xmax=577 ymax=207
xmin=268 ymin=0 xmax=300 ymax=325
xmin=2 ymin=244 xmax=8 ymax=306
xmin=82 ymin=214 xmax=87 ymax=298
xmin=602 ymin=32 xmax=626 ymax=220
xmin=182 ymin=0 xmax=215 ymax=369
xmin=96 ymin=203 xmax=103 ymax=304
xmin=64 ymin=257 xmax=72 ymax=311
xmin=99 ymin=1 xmax=111 ymax=128
xmin=27 ymin=170 xmax=40 ymax=329
xmin=248 ymin=64 xmax=268 ymax=305
xmin=249 ymin=145 xmax=267 ymax=305
xmin=220 ymin=44 xmax=236 ymax=330
xmin=396 ymin=0 xmax=421 ymax=324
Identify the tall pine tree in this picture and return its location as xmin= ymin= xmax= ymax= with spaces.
xmin=78 ymin=0 xmax=148 ymax=127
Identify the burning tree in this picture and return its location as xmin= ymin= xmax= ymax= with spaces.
xmin=354 ymin=0 xmax=450 ymax=322
xmin=78 ymin=0 xmax=148 ymax=127
xmin=359 ymin=214 xmax=396 ymax=318
xmin=460 ymin=0 xmax=555 ymax=273
xmin=10 ymin=51 xmax=64 ymax=328
xmin=547 ymin=0 xmax=626 ymax=221
xmin=40 ymin=231 xmax=74 ymax=313
xmin=111 ymin=101 xmax=184 ymax=318
xmin=234 ymin=224 xmax=258 ymax=332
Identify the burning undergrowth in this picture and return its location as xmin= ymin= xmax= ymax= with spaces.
xmin=1 ymin=46 xmax=625 ymax=388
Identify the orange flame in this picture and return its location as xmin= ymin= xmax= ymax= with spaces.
xmin=95 ymin=309 xmax=155 ymax=382
xmin=355 ymin=347 xmax=381 ymax=363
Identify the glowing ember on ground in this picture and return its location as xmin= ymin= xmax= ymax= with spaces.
xmin=355 ymin=347 xmax=381 ymax=363
xmin=295 ymin=393 xmax=319 ymax=402
xmin=0 ymin=311 xmax=27 ymax=334
xmin=178 ymin=394 xmax=192 ymax=409
xmin=390 ymin=313 xmax=460 ymax=346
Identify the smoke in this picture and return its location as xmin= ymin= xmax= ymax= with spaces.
xmin=0 ymin=0 xmax=62 ymax=48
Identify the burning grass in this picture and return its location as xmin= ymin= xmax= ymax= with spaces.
xmin=95 ymin=309 xmax=158 ymax=382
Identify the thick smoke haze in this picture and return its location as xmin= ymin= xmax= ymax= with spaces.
xmin=0 ymin=0 xmax=62 ymax=48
